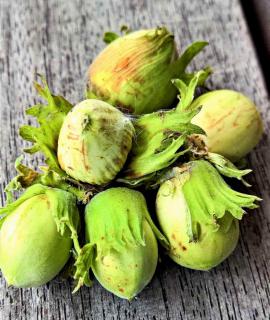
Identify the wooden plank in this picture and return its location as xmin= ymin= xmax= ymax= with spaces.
xmin=0 ymin=0 xmax=269 ymax=319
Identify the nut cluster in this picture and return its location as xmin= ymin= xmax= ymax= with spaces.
xmin=0 ymin=27 xmax=262 ymax=300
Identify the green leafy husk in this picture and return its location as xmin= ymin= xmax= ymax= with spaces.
xmin=19 ymin=75 xmax=73 ymax=174
xmin=118 ymin=71 xmax=206 ymax=186
xmin=4 ymin=156 xmax=95 ymax=204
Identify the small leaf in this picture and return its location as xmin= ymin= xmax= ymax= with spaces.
xmin=181 ymin=66 xmax=212 ymax=87
xmin=173 ymin=70 xmax=208 ymax=111
xmin=103 ymin=31 xmax=119 ymax=44
xmin=207 ymin=152 xmax=252 ymax=186
xmin=4 ymin=156 xmax=40 ymax=204
xmin=73 ymin=243 xmax=94 ymax=292
xmin=174 ymin=41 xmax=209 ymax=75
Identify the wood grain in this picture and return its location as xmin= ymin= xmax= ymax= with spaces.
xmin=0 ymin=0 xmax=269 ymax=319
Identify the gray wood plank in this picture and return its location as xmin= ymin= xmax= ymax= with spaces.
xmin=0 ymin=0 xmax=269 ymax=319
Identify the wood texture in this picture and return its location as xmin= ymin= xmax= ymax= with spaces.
xmin=0 ymin=0 xmax=269 ymax=319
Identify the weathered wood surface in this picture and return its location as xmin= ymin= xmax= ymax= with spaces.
xmin=0 ymin=0 xmax=269 ymax=319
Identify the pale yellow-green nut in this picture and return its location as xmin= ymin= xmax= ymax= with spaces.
xmin=156 ymin=160 xmax=260 ymax=270
xmin=88 ymin=27 xmax=208 ymax=114
xmin=72 ymin=187 xmax=170 ymax=299
xmin=191 ymin=90 xmax=263 ymax=162
xmin=57 ymin=99 xmax=134 ymax=185
xmin=86 ymin=188 xmax=161 ymax=299
xmin=0 ymin=184 xmax=80 ymax=287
